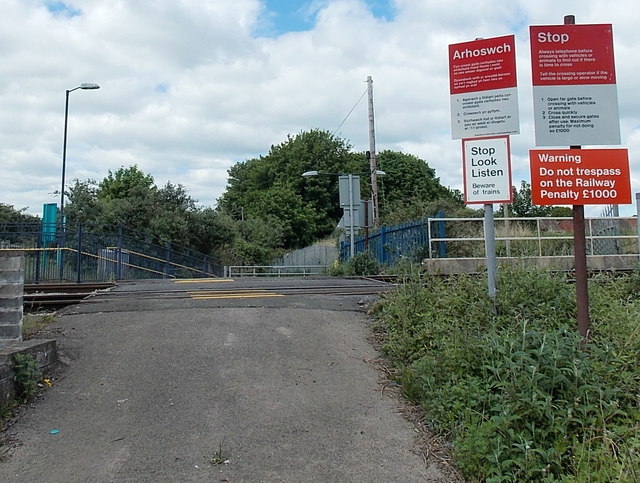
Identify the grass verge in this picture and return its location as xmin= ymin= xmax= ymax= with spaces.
xmin=371 ymin=268 xmax=640 ymax=481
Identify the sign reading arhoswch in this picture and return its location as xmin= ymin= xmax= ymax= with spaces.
xmin=449 ymin=35 xmax=519 ymax=139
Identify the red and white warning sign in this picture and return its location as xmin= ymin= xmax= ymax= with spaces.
xmin=530 ymin=24 xmax=621 ymax=146
xmin=449 ymin=35 xmax=519 ymax=139
xmin=529 ymin=148 xmax=630 ymax=205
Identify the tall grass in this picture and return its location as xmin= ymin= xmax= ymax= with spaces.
xmin=372 ymin=268 xmax=640 ymax=481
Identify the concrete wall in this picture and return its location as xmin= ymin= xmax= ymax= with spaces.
xmin=0 ymin=338 xmax=57 ymax=408
xmin=0 ymin=251 xmax=24 ymax=347
xmin=422 ymin=254 xmax=639 ymax=275
xmin=277 ymin=244 xmax=339 ymax=267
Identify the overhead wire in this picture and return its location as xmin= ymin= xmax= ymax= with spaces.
xmin=331 ymin=88 xmax=368 ymax=137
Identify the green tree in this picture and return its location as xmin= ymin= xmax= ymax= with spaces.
xmin=506 ymin=181 xmax=572 ymax=217
xmin=59 ymin=132 xmax=462 ymax=264
xmin=187 ymin=208 xmax=237 ymax=257
xmin=217 ymin=131 xmax=459 ymax=248
xmin=148 ymin=182 xmax=197 ymax=245
xmin=65 ymin=180 xmax=101 ymax=223
xmin=376 ymin=150 xmax=465 ymax=224
xmin=98 ymin=165 xmax=155 ymax=200
xmin=218 ymin=129 xmax=361 ymax=249
xmin=376 ymin=150 xmax=459 ymax=205
xmin=0 ymin=203 xmax=40 ymax=223
xmin=231 ymin=216 xmax=285 ymax=265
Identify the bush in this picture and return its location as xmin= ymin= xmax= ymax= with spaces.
xmin=330 ymin=252 xmax=381 ymax=276
xmin=373 ymin=268 xmax=640 ymax=481
xmin=347 ymin=252 xmax=381 ymax=276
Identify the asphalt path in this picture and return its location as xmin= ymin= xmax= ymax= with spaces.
xmin=1 ymin=277 xmax=452 ymax=482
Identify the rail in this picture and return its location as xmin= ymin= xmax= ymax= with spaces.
xmin=0 ymin=222 xmax=223 ymax=283
xmin=225 ymin=265 xmax=329 ymax=277
xmin=426 ymin=216 xmax=638 ymax=259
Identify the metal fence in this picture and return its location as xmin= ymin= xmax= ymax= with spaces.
xmin=340 ymin=215 xmax=639 ymax=265
xmin=273 ymin=244 xmax=339 ymax=267
xmin=0 ymin=222 xmax=223 ymax=283
xmin=226 ymin=265 xmax=328 ymax=277
xmin=592 ymin=205 xmax=622 ymax=255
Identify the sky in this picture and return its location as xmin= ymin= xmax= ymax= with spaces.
xmin=1 ymin=0 xmax=639 ymax=217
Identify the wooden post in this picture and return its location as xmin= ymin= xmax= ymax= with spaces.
xmin=367 ymin=77 xmax=380 ymax=226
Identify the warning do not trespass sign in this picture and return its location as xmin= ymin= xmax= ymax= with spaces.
xmin=529 ymin=148 xmax=630 ymax=205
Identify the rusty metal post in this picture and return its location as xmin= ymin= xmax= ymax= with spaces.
xmin=565 ymin=14 xmax=590 ymax=342
xmin=573 ymin=203 xmax=590 ymax=340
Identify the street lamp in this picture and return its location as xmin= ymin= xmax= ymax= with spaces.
xmin=60 ymin=83 xmax=100 ymax=228
xmin=302 ymin=170 xmax=386 ymax=258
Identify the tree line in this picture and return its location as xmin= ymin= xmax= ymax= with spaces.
xmin=1 ymin=129 xmax=565 ymax=264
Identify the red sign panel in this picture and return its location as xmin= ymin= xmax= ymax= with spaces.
xmin=529 ymin=24 xmax=620 ymax=146
xmin=530 ymin=24 xmax=616 ymax=86
xmin=449 ymin=35 xmax=517 ymax=94
xmin=449 ymin=35 xmax=519 ymax=139
xmin=529 ymin=149 xmax=630 ymax=205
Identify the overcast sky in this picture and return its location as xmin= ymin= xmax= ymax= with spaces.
xmin=2 ymin=0 xmax=639 ymax=217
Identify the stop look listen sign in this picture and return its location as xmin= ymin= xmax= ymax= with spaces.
xmin=463 ymin=136 xmax=513 ymax=204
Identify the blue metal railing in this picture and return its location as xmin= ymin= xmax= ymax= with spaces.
xmin=0 ymin=222 xmax=223 ymax=283
xmin=340 ymin=216 xmax=436 ymax=265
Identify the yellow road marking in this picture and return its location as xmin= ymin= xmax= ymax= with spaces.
xmin=188 ymin=289 xmax=269 ymax=295
xmin=190 ymin=293 xmax=284 ymax=300
xmin=174 ymin=278 xmax=234 ymax=284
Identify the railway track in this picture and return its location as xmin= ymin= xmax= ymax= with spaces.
xmin=22 ymin=267 xmax=634 ymax=311
xmin=22 ymin=279 xmax=395 ymax=311
xmin=96 ymin=282 xmax=395 ymax=302
xmin=23 ymin=283 xmax=116 ymax=311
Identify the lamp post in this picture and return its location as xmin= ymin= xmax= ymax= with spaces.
xmin=302 ymin=169 xmax=386 ymax=259
xmin=60 ymin=83 xmax=100 ymax=228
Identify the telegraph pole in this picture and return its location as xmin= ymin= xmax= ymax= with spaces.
xmin=367 ymin=76 xmax=380 ymax=226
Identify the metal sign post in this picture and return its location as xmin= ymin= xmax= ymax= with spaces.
xmin=529 ymin=15 xmax=624 ymax=341
xmin=339 ymin=175 xmax=361 ymax=259
xmin=461 ymin=135 xmax=513 ymax=300
xmin=449 ymin=35 xmax=519 ymax=301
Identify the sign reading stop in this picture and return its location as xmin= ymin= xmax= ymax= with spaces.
xmin=530 ymin=24 xmax=620 ymax=146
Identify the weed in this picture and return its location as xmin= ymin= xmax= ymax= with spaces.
xmin=22 ymin=313 xmax=56 ymax=340
xmin=329 ymin=251 xmax=381 ymax=276
xmin=210 ymin=437 xmax=229 ymax=465
xmin=12 ymin=353 xmax=42 ymax=402
xmin=374 ymin=268 xmax=640 ymax=481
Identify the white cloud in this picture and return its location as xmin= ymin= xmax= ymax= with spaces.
xmin=1 ymin=0 xmax=638 ymax=219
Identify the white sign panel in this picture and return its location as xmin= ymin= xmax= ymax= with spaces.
xmin=451 ymin=88 xmax=519 ymax=139
xmin=530 ymin=24 xmax=620 ymax=146
xmin=449 ymin=35 xmax=520 ymax=139
xmin=532 ymin=85 xmax=620 ymax=146
xmin=462 ymin=136 xmax=513 ymax=204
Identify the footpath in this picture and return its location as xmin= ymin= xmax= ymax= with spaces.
xmin=0 ymin=278 xmax=456 ymax=482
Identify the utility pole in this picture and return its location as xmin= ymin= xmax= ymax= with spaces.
xmin=367 ymin=76 xmax=380 ymax=226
